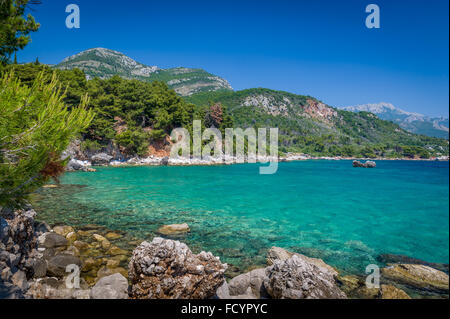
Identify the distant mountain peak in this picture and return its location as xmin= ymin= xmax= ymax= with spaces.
xmin=55 ymin=48 xmax=232 ymax=96
xmin=344 ymin=102 xmax=419 ymax=116
xmin=342 ymin=103 xmax=449 ymax=139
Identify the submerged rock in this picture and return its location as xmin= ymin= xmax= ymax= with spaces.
xmin=39 ymin=232 xmax=68 ymax=249
xmin=382 ymin=264 xmax=449 ymax=293
xmin=47 ymin=254 xmax=82 ymax=277
xmin=377 ymin=254 xmax=449 ymax=274
xmin=379 ymin=284 xmax=411 ymax=299
xmin=157 ymin=223 xmax=190 ymax=236
xmin=263 ymin=255 xmax=347 ymax=299
xmin=53 ymin=226 xmax=75 ymax=237
xmin=105 ymin=232 xmax=122 ymax=240
xmin=128 ymin=237 xmax=227 ymax=299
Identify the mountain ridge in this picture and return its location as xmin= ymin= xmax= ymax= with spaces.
xmin=55 ymin=47 xmax=233 ymax=96
xmin=342 ymin=102 xmax=449 ymax=139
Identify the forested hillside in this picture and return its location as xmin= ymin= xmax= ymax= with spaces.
xmin=0 ymin=63 xmax=233 ymax=157
xmin=55 ymin=48 xmax=233 ymax=96
xmin=2 ymin=63 xmax=448 ymax=159
xmin=187 ymin=90 xmax=449 ymax=158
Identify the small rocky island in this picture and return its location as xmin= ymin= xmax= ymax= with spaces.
xmin=353 ymin=160 xmax=377 ymax=168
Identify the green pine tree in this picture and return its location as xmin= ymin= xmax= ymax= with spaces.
xmin=0 ymin=71 xmax=94 ymax=208
xmin=0 ymin=0 xmax=40 ymax=64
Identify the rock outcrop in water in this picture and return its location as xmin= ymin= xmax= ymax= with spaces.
xmin=381 ymin=264 xmax=449 ymax=293
xmin=353 ymin=160 xmax=376 ymax=168
xmin=379 ymin=284 xmax=411 ymax=299
xmin=267 ymin=246 xmax=338 ymax=277
xmin=66 ymin=159 xmax=95 ymax=172
xmin=377 ymin=253 xmax=449 ymax=274
xmin=217 ymin=246 xmax=346 ymax=299
xmin=91 ymin=153 xmax=113 ymax=165
xmin=264 ymin=255 xmax=347 ymax=299
xmin=128 ymin=237 xmax=227 ymax=299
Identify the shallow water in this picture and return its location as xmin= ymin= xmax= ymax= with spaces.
xmin=32 ymin=160 xmax=449 ymax=276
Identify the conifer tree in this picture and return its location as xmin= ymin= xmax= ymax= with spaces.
xmin=0 ymin=0 xmax=40 ymax=64
xmin=0 ymin=71 xmax=94 ymax=208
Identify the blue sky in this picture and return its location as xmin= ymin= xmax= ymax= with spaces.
xmin=19 ymin=0 xmax=449 ymax=117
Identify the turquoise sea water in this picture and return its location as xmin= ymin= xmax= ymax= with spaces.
xmin=33 ymin=160 xmax=449 ymax=276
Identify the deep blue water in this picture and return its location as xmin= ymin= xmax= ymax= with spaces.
xmin=33 ymin=160 xmax=449 ymax=275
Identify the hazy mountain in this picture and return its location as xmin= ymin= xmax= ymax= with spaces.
xmin=342 ymin=103 xmax=449 ymax=139
xmin=55 ymin=48 xmax=233 ymax=96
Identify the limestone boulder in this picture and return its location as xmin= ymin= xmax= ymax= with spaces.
xmin=128 ymin=237 xmax=227 ymax=299
xmin=263 ymin=255 xmax=346 ymax=299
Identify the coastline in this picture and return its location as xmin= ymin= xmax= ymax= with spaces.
xmin=1 ymin=207 xmax=448 ymax=299
xmin=67 ymin=154 xmax=450 ymax=172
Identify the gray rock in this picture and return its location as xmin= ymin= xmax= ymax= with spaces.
xmin=0 ymin=281 xmax=24 ymax=299
xmin=26 ymin=279 xmax=79 ymax=299
xmin=1 ymin=267 xmax=12 ymax=282
xmin=32 ymin=258 xmax=47 ymax=278
xmin=267 ymin=246 xmax=293 ymax=265
xmin=353 ymin=160 xmax=376 ymax=168
xmin=42 ymin=247 xmax=56 ymax=260
xmin=47 ymin=254 xmax=81 ymax=277
xmin=66 ymin=159 xmax=83 ymax=171
xmin=264 ymin=255 xmax=347 ymax=299
xmin=0 ymin=217 xmax=10 ymax=242
xmin=90 ymin=273 xmax=129 ymax=299
xmin=0 ymin=207 xmax=14 ymax=219
xmin=228 ymin=268 xmax=268 ymax=298
xmin=91 ymin=153 xmax=113 ymax=165
xmin=216 ymin=281 xmax=231 ymax=299
xmin=11 ymin=270 xmax=28 ymax=291
xmin=160 ymin=156 xmax=169 ymax=165
xmin=267 ymin=246 xmax=338 ymax=278
xmin=365 ymin=161 xmax=376 ymax=168
xmin=34 ymin=221 xmax=51 ymax=235
xmin=0 ymin=250 xmax=20 ymax=268
xmin=129 ymin=237 xmax=227 ymax=299
xmin=39 ymin=232 xmax=68 ymax=249
xmin=73 ymin=289 xmax=92 ymax=299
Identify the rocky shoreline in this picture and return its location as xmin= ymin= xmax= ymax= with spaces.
xmin=66 ymin=153 xmax=449 ymax=172
xmin=1 ymin=207 xmax=448 ymax=299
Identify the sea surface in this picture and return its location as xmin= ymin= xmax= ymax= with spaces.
xmin=32 ymin=160 xmax=449 ymax=276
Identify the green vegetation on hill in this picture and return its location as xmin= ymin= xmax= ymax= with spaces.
xmin=3 ymin=63 xmax=448 ymax=159
xmin=187 ymin=90 xmax=449 ymax=158
xmin=55 ymin=48 xmax=233 ymax=96
xmin=1 ymin=63 xmax=236 ymax=157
